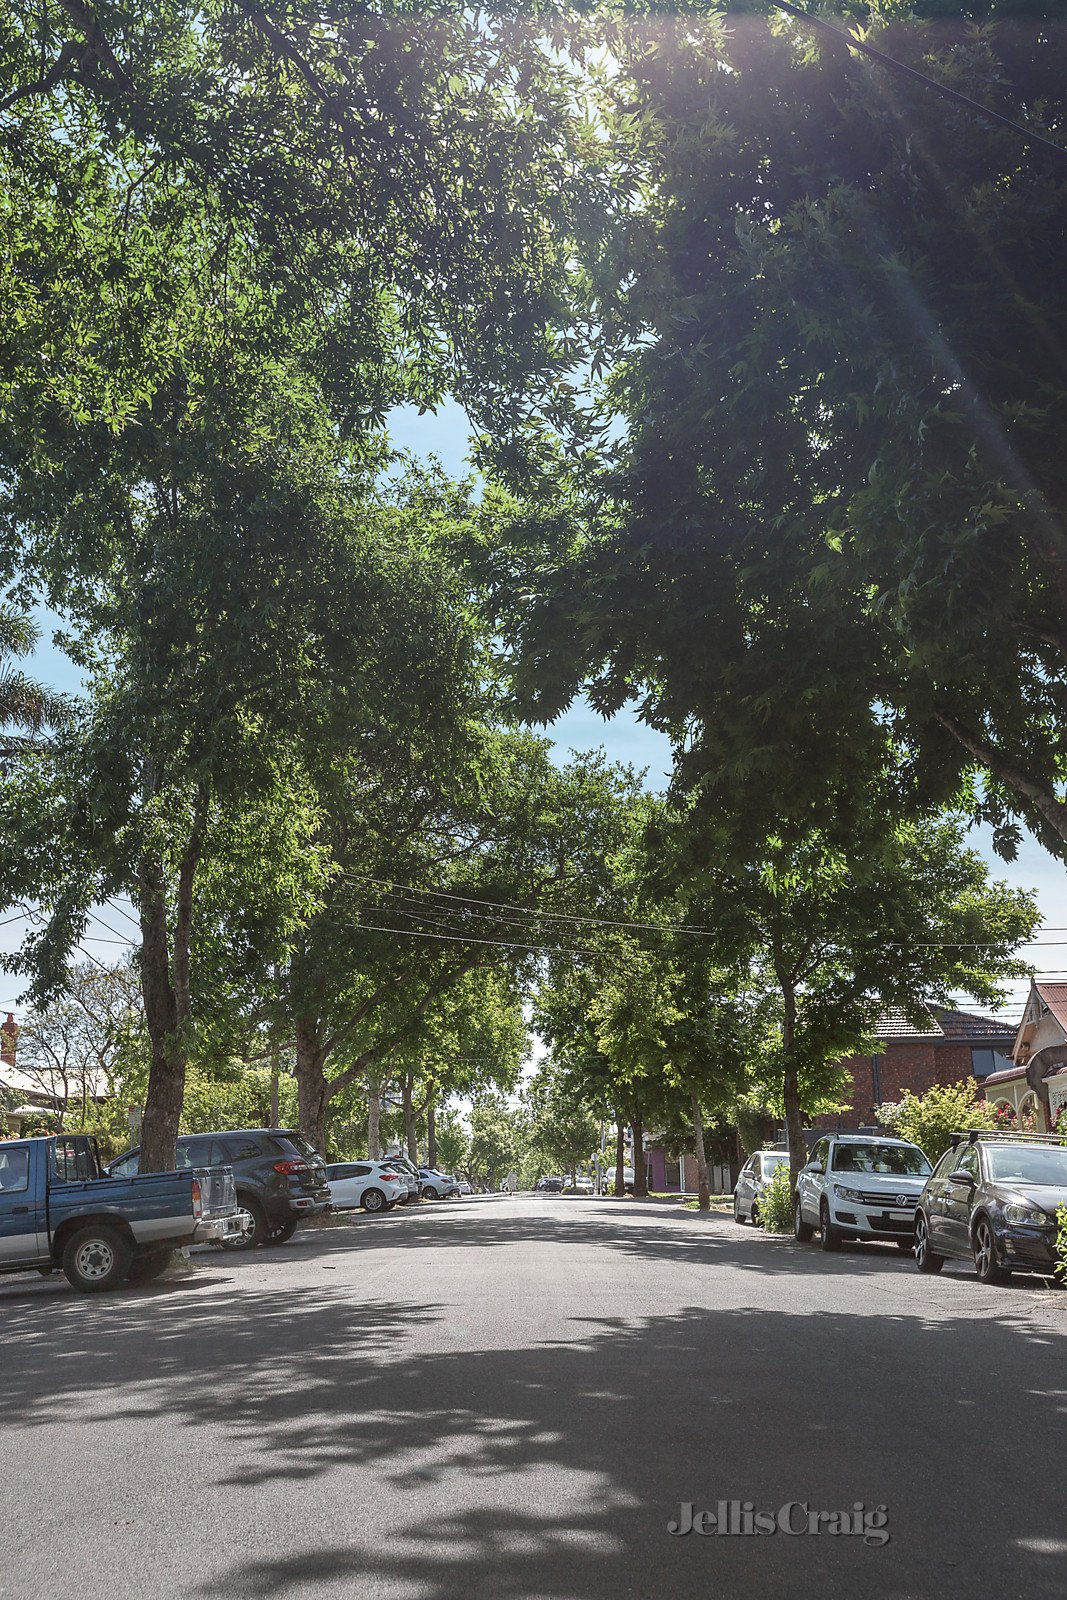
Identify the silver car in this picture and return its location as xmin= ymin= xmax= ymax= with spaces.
xmin=733 ymin=1149 xmax=790 ymax=1225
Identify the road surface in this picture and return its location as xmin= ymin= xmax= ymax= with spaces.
xmin=2 ymin=1194 xmax=1065 ymax=1599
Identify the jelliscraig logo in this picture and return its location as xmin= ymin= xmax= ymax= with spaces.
xmin=668 ymin=1501 xmax=890 ymax=1546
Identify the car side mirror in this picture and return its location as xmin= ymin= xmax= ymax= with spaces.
xmin=948 ymin=1169 xmax=976 ymax=1187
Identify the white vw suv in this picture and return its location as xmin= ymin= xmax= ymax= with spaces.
xmin=794 ymin=1133 xmax=932 ymax=1253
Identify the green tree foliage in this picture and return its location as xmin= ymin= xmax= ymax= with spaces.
xmin=0 ymin=5 xmax=615 ymax=1172
xmin=484 ymin=4 xmax=1067 ymax=860
xmin=680 ymin=811 xmax=1037 ymax=1182
xmin=432 ymin=1109 xmax=471 ymax=1179
xmin=876 ymin=1080 xmax=1002 ymax=1163
xmin=467 ymin=1093 xmax=523 ymax=1191
xmin=525 ymin=1064 xmax=600 ymax=1185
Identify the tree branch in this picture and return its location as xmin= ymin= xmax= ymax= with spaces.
xmin=934 ymin=711 xmax=1067 ymax=844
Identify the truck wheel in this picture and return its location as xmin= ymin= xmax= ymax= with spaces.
xmin=221 ymin=1196 xmax=265 ymax=1251
xmin=62 ymin=1224 xmax=133 ymax=1292
xmin=263 ymin=1218 xmax=298 ymax=1246
xmin=126 ymin=1247 xmax=174 ymax=1283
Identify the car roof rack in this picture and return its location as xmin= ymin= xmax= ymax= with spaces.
xmin=949 ymin=1129 xmax=1066 ymax=1148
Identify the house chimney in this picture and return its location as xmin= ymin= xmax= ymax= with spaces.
xmin=1 ymin=1013 xmax=17 ymax=1066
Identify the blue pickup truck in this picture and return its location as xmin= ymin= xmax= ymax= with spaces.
xmin=0 ymin=1134 xmax=247 ymax=1291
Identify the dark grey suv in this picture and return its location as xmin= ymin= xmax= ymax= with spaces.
xmin=108 ymin=1129 xmax=330 ymax=1248
xmin=914 ymin=1132 xmax=1067 ymax=1283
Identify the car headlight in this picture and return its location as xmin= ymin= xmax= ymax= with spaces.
xmin=1004 ymin=1203 xmax=1049 ymax=1228
xmin=833 ymin=1185 xmax=866 ymax=1204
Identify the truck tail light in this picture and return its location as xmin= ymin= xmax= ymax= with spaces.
xmin=273 ymin=1160 xmax=309 ymax=1176
xmin=191 ymin=1177 xmax=203 ymax=1218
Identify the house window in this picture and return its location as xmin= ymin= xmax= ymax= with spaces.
xmin=971 ymin=1049 xmax=1013 ymax=1078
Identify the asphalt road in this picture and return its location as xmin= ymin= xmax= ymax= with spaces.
xmin=2 ymin=1194 xmax=1065 ymax=1600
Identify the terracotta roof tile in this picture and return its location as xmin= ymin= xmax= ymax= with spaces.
xmin=928 ymin=1007 xmax=1017 ymax=1042
xmin=1035 ymin=983 xmax=1067 ymax=1033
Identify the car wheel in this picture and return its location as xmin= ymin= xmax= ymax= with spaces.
xmin=914 ymin=1212 xmax=944 ymax=1274
xmin=221 ymin=1196 xmax=266 ymax=1251
xmin=794 ymin=1197 xmax=814 ymax=1242
xmin=126 ymin=1246 xmax=174 ymax=1283
xmin=819 ymin=1200 xmax=842 ymax=1252
xmin=263 ymin=1218 xmax=298 ymax=1246
xmin=973 ymin=1216 xmax=1011 ymax=1284
xmin=422 ymin=1186 xmax=440 ymax=1200
xmin=362 ymin=1187 xmax=387 ymax=1213
xmin=62 ymin=1224 xmax=133 ymax=1292
xmin=733 ymin=1194 xmax=745 ymax=1224
xmin=750 ymin=1201 xmax=761 ymax=1229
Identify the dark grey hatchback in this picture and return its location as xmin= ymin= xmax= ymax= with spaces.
xmin=108 ymin=1129 xmax=330 ymax=1248
xmin=914 ymin=1132 xmax=1067 ymax=1283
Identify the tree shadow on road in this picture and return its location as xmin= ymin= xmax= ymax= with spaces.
xmin=3 ymin=1214 xmax=1066 ymax=1600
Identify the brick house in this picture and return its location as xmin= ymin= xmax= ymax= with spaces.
xmin=814 ymin=1006 xmax=1017 ymax=1132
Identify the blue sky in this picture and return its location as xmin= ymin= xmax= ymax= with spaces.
xmin=6 ymin=398 xmax=1065 ymax=1027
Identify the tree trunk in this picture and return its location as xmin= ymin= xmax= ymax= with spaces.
xmin=780 ymin=972 xmax=806 ymax=1190
xmin=781 ymin=980 xmax=806 ymax=1190
xmin=691 ymin=1089 xmax=711 ymax=1212
xmin=614 ymin=1118 xmax=626 ymax=1197
xmin=631 ymin=1112 xmax=647 ymax=1198
xmin=402 ymin=1075 xmax=418 ymax=1163
xmin=427 ymin=1100 xmax=437 ymax=1170
xmin=137 ymin=850 xmax=185 ymax=1173
xmin=367 ymin=1070 xmax=383 ymax=1161
xmin=269 ymin=1048 xmax=280 ymax=1128
xmin=783 ymin=1057 xmax=806 ymax=1192
xmin=295 ymin=1015 xmax=329 ymax=1156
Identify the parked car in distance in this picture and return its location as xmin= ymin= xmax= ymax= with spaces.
xmin=734 ymin=1149 xmax=790 ymax=1225
xmin=1 ymin=1134 xmax=245 ymax=1291
xmin=456 ymin=1178 xmax=472 ymax=1195
xmin=914 ymin=1132 xmax=1067 ymax=1283
xmin=565 ymin=1176 xmax=594 ymax=1194
xmin=108 ymin=1128 xmax=330 ymax=1249
xmin=794 ymin=1133 xmax=932 ymax=1252
xmin=537 ymin=1176 xmax=564 ymax=1193
xmin=325 ymin=1160 xmax=407 ymax=1214
xmin=380 ymin=1153 xmax=420 ymax=1204
xmin=418 ymin=1167 xmax=460 ymax=1199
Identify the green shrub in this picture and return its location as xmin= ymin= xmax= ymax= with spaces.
xmin=757 ymin=1163 xmax=794 ymax=1234
xmin=1057 ymin=1205 xmax=1067 ymax=1286
xmin=876 ymin=1081 xmax=1001 ymax=1165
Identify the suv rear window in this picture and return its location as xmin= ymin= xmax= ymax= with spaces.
xmin=277 ymin=1133 xmax=321 ymax=1162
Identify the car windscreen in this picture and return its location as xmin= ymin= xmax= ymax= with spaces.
xmin=831 ymin=1143 xmax=931 ymax=1176
xmin=987 ymin=1145 xmax=1067 ymax=1186
xmin=762 ymin=1154 xmax=788 ymax=1172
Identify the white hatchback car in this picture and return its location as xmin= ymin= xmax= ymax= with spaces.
xmin=326 ymin=1160 xmax=408 ymax=1214
xmin=794 ymin=1133 xmax=932 ymax=1252
xmin=733 ymin=1149 xmax=790 ymax=1224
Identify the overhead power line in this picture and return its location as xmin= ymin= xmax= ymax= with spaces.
xmin=341 ymin=872 xmax=718 ymax=937
xmin=352 ymin=919 xmax=604 ymax=961
xmin=774 ymin=2 xmax=1067 ymax=168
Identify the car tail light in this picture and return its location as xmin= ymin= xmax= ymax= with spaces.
xmin=273 ymin=1160 xmax=310 ymax=1176
xmin=191 ymin=1177 xmax=203 ymax=1218
xmin=380 ymin=1170 xmax=400 ymax=1181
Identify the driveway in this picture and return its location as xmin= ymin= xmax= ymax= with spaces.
xmin=1 ymin=1194 xmax=1064 ymax=1599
